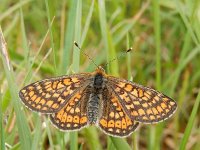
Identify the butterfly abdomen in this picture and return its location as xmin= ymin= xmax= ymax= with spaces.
xmin=87 ymin=94 xmax=100 ymax=124
xmin=87 ymin=73 xmax=104 ymax=124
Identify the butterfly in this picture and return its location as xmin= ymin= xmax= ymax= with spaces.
xmin=19 ymin=66 xmax=177 ymax=137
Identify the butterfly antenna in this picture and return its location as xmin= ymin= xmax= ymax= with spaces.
xmin=74 ymin=41 xmax=99 ymax=68
xmin=102 ymin=47 xmax=133 ymax=68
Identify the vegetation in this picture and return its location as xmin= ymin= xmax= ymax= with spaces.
xmin=1 ymin=0 xmax=200 ymax=149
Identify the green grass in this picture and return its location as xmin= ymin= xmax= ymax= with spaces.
xmin=1 ymin=0 xmax=200 ymax=149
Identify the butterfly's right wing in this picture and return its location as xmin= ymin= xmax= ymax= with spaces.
xmin=19 ymin=73 xmax=92 ymax=113
xmin=106 ymin=76 xmax=177 ymax=124
xmin=98 ymin=87 xmax=139 ymax=137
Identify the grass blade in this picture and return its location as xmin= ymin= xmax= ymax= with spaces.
xmin=45 ymin=0 xmax=57 ymax=74
xmin=112 ymin=0 xmax=150 ymax=45
xmin=60 ymin=0 xmax=78 ymax=74
xmin=31 ymin=117 xmax=42 ymax=150
xmin=98 ymin=0 xmax=118 ymax=75
xmin=179 ymin=91 xmax=200 ymax=150
xmin=83 ymin=127 xmax=102 ymax=150
xmin=150 ymin=1 xmax=163 ymax=150
xmin=0 ymin=90 xmax=5 ymax=150
xmin=70 ymin=1 xmax=82 ymax=150
xmin=110 ymin=137 xmax=131 ymax=150
xmin=0 ymin=0 xmax=32 ymax=22
xmin=80 ymin=0 xmax=94 ymax=46
xmin=126 ymin=35 xmax=139 ymax=150
xmin=0 ymin=27 xmax=32 ymax=150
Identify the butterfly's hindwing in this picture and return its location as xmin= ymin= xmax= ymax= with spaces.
xmin=98 ymin=87 xmax=139 ymax=137
xmin=50 ymin=86 xmax=91 ymax=131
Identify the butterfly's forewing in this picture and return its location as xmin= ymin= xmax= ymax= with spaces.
xmin=19 ymin=73 xmax=92 ymax=113
xmin=107 ymin=76 xmax=177 ymax=124
xmin=98 ymin=87 xmax=139 ymax=137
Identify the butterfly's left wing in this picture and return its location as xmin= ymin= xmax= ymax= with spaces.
xmin=19 ymin=73 xmax=92 ymax=113
xmin=107 ymin=76 xmax=177 ymax=124
xmin=50 ymin=86 xmax=91 ymax=131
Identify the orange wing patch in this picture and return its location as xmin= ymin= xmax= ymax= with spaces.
xmin=50 ymin=90 xmax=89 ymax=131
xmin=98 ymin=88 xmax=139 ymax=137
xmin=107 ymin=77 xmax=177 ymax=124
xmin=19 ymin=74 xmax=90 ymax=113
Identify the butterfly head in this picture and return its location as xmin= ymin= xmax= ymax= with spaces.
xmin=95 ymin=66 xmax=106 ymax=75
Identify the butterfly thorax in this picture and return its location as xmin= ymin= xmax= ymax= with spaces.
xmin=93 ymin=73 xmax=104 ymax=89
xmin=87 ymin=72 xmax=104 ymax=124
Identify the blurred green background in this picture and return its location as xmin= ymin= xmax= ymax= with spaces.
xmin=0 ymin=0 xmax=200 ymax=150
